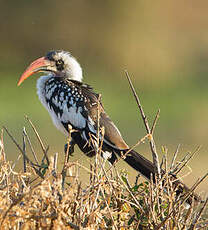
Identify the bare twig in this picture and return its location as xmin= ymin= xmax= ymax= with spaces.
xmin=189 ymin=172 xmax=208 ymax=196
xmin=151 ymin=109 xmax=160 ymax=135
xmin=117 ymin=172 xmax=145 ymax=213
xmin=189 ymin=197 xmax=208 ymax=230
xmin=125 ymin=70 xmax=161 ymax=177
xmin=170 ymin=144 xmax=180 ymax=171
xmin=22 ymin=127 xmax=27 ymax=173
xmin=3 ymin=126 xmax=33 ymax=166
xmin=107 ymin=133 xmax=151 ymax=173
xmin=160 ymin=154 xmax=166 ymax=169
xmin=0 ymin=129 xmax=6 ymax=161
xmin=100 ymin=186 xmax=118 ymax=230
xmin=174 ymin=146 xmax=201 ymax=175
xmin=25 ymin=116 xmax=50 ymax=166
xmin=3 ymin=126 xmax=44 ymax=179
xmin=61 ymin=125 xmax=74 ymax=189
xmin=51 ymin=153 xmax=58 ymax=178
xmin=23 ymin=127 xmax=39 ymax=164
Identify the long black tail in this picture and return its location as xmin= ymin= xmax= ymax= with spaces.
xmin=69 ymin=133 xmax=202 ymax=205
xmin=117 ymin=149 xmax=155 ymax=180
xmin=113 ymin=149 xmax=202 ymax=205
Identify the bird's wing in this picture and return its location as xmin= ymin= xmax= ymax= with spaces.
xmin=79 ymin=83 xmax=129 ymax=150
xmin=44 ymin=78 xmax=128 ymax=150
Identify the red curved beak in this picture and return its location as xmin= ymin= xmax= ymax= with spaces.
xmin=18 ymin=57 xmax=48 ymax=86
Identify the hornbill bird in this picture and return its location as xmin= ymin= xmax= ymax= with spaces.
xmin=18 ymin=50 xmax=201 ymax=205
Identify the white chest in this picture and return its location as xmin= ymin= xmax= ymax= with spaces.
xmin=36 ymin=75 xmax=89 ymax=136
xmin=37 ymin=75 xmax=68 ymax=135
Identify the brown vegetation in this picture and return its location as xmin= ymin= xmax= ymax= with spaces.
xmin=0 ymin=119 xmax=207 ymax=229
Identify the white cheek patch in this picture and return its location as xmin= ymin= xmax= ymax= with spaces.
xmin=56 ymin=51 xmax=83 ymax=82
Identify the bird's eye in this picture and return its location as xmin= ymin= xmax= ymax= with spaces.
xmin=55 ymin=59 xmax=64 ymax=71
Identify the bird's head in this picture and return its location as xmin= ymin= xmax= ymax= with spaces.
xmin=18 ymin=50 xmax=83 ymax=86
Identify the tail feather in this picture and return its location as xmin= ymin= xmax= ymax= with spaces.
xmin=120 ymin=149 xmax=155 ymax=180
xmin=115 ymin=149 xmax=202 ymax=205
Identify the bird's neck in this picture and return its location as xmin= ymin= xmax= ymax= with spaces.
xmin=36 ymin=75 xmax=53 ymax=99
xmin=65 ymin=57 xmax=83 ymax=82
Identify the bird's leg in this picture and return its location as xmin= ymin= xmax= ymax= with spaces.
xmin=64 ymin=139 xmax=75 ymax=157
xmin=64 ymin=125 xmax=76 ymax=158
xmin=62 ymin=139 xmax=76 ymax=190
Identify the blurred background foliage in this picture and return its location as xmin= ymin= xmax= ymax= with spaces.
xmin=0 ymin=0 xmax=207 ymax=191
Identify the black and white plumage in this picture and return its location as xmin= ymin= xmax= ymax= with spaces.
xmin=18 ymin=50 xmax=155 ymax=178
xmin=18 ymin=50 xmax=201 ymax=204
xmin=37 ymin=76 xmax=125 ymax=159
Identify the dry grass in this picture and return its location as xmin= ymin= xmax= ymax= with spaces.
xmin=0 ymin=119 xmax=207 ymax=230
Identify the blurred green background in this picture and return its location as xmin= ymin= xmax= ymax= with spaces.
xmin=0 ymin=0 xmax=207 ymax=191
